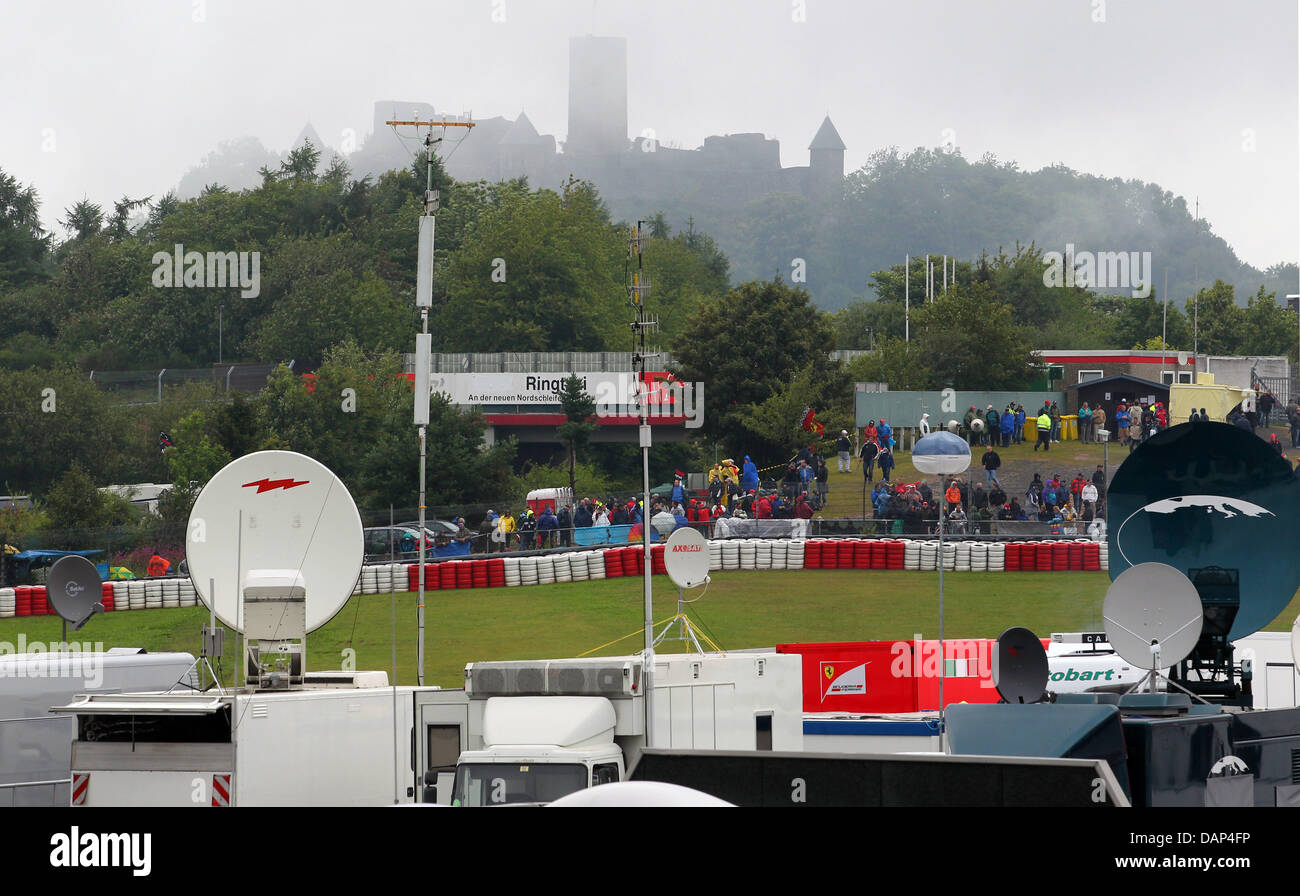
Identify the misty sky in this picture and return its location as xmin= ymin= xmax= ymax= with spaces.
xmin=4 ymin=0 xmax=1297 ymax=268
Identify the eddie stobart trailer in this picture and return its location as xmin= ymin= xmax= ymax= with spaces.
xmin=53 ymin=672 xmax=425 ymax=807
xmin=0 ymin=648 xmax=196 ymax=807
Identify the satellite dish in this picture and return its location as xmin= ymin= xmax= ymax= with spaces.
xmin=945 ymin=419 xmax=960 ymax=434
xmin=186 ymin=451 xmax=363 ymax=634
xmin=992 ymin=626 xmax=1049 ymax=704
xmin=970 ymin=417 xmax=985 ymax=432
xmin=46 ymin=555 xmax=105 ymax=630
xmin=1102 ymin=562 xmax=1203 ymax=671
xmin=664 ymin=526 xmax=709 ymax=588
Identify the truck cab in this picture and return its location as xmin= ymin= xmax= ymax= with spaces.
xmin=450 ymin=697 xmax=623 ymax=805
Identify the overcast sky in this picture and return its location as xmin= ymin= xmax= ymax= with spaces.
xmin=4 ymin=0 xmax=1296 ymax=268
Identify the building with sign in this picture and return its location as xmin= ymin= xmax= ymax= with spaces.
xmin=405 ymin=353 xmax=697 ymax=446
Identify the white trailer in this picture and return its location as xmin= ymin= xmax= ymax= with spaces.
xmin=0 ymin=649 xmax=196 ymax=807
xmin=411 ymin=652 xmax=804 ymax=806
xmin=54 ymin=671 xmax=424 ymax=807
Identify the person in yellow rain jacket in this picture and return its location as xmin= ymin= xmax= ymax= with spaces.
xmin=498 ymin=511 xmax=517 ymax=551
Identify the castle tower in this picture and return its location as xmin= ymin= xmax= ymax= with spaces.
xmin=567 ymin=36 xmax=628 ymax=155
xmin=808 ymin=115 xmax=846 ymax=195
xmin=497 ymin=111 xmax=553 ymax=180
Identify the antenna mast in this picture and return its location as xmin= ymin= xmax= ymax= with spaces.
xmin=628 ymin=220 xmax=659 ymax=746
xmin=388 ymin=116 xmax=474 ymax=686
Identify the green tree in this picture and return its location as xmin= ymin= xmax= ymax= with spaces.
xmin=556 ymin=374 xmax=598 ymax=498
xmin=164 ymin=411 xmax=233 ymax=487
xmin=1113 ymin=292 xmax=1191 ymax=352
xmin=43 ymin=462 xmax=134 ymax=538
xmin=1188 ymin=280 xmax=1244 ymax=355
xmin=906 ymin=284 xmax=1038 ymax=390
xmin=59 ymin=199 xmax=104 ymax=242
xmin=672 ymin=279 xmax=835 ymax=452
xmin=436 ymin=179 xmax=625 ymax=351
xmin=0 ymin=168 xmax=52 ymax=288
xmin=1239 ymin=286 xmax=1297 ymax=360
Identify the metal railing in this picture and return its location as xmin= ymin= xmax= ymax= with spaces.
xmin=88 ymin=364 xmax=279 ymax=404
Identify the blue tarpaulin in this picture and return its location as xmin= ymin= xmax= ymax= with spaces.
xmin=11 ymin=549 xmax=106 ymax=581
xmin=434 ymin=540 xmax=472 ymax=558
xmin=572 ymin=525 xmax=660 ymax=546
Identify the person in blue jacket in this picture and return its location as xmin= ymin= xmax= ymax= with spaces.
xmin=877 ymin=444 xmax=895 ymax=482
xmin=537 ymin=506 xmax=559 ymax=549
xmin=1114 ymin=404 xmax=1131 ymax=448
xmin=1014 ymin=405 xmax=1027 ymax=444
xmin=1000 ymin=407 xmax=1014 ymax=448
xmin=877 ymin=418 xmax=894 ymax=449
xmin=741 ymin=456 xmax=759 ymax=492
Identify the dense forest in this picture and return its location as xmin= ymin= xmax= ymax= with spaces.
xmin=1 ymin=142 xmax=1297 ymax=551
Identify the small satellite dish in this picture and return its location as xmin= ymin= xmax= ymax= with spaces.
xmin=970 ymin=417 xmax=985 ymax=432
xmin=1103 ymin=562 xmax=1203 ymax=671
xmin=992 ymin=626 xmax=1049 ymax=704
xmin=186 ymin=451 xmax=363 ymax=634
xmin=945 ymin=419 xmax=960 ymax=434
xmin=664 ymin=527 xmax=709 ymax=588
xmin=46 ymin=555 xmax=105 ymax=630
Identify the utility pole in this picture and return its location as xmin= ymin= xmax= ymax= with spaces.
xmin=389 ymin=116 xmax=474 ymax=686
xmin=905 ymin=255 xmax=910 ymax=343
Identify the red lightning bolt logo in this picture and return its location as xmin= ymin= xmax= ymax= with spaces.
xmin=242 ymin=478 xmax=310 ymax=493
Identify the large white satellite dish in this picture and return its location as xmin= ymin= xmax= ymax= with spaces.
xmin=186 ymin=451 xmax=363 ymax=634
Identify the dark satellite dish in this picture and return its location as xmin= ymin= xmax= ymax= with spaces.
xmin=46 ymin=555 xmax=106 ymax=630
xmin=993 ymin=626 xmax=1049 ymax=704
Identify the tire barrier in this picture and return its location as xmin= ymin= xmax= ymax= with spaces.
xmin=0 ymin=537 xmax=1110 ymax=621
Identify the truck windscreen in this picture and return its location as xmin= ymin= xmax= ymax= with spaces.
xmin=451 ymin=763 xmax=587 ymax=806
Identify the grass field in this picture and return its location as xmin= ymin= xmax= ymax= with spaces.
xmin=4 ymin=570 xmax=1297 ymax=689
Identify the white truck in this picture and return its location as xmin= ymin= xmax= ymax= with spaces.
xmin=0 ymin=649 xmax=197 ymax=807
xmin=54 ymin=652 xmax=804 ymax=807
xmin=54 ymin=671 xmax=422 ymax=807
xmin=413 ymin=652 xmax=804 ymax=806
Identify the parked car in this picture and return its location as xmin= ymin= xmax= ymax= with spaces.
xmin=363 ymin=526 xmax=426 ymax=562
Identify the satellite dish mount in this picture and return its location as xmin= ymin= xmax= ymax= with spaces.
xmin=654 ymin=528 xmax=720 ymax=654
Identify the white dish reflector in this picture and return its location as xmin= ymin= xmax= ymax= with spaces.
xmin=186 ymin=451 xmax=363 ymax=634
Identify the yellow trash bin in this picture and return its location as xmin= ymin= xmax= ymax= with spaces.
xmin=1061 ymin=415 xmax=1078 ymax=440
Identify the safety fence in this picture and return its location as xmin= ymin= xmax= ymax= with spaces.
xmin=0 ymin=537 xmax=1109 ymax=617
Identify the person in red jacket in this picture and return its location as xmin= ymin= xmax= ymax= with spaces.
xmin=755 ymin=492 xmax=773 ymax=519
xmin=795 ymin=493 xmax=814 ymax=519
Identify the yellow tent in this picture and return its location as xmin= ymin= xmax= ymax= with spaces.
xmin=1169 ymin=373 xmax=1253 ymax=423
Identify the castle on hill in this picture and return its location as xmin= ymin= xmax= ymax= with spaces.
xmin=348 ymin=36 xmax=845 ymax=213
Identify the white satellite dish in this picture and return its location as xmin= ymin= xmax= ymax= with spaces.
xmin=186 ymin=451 xmax=363 ymax=634
xmin=1102 ymin=562 xmax=1203 ymax=673
xmin=664 ymin=527 xmax=710 ymax=588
